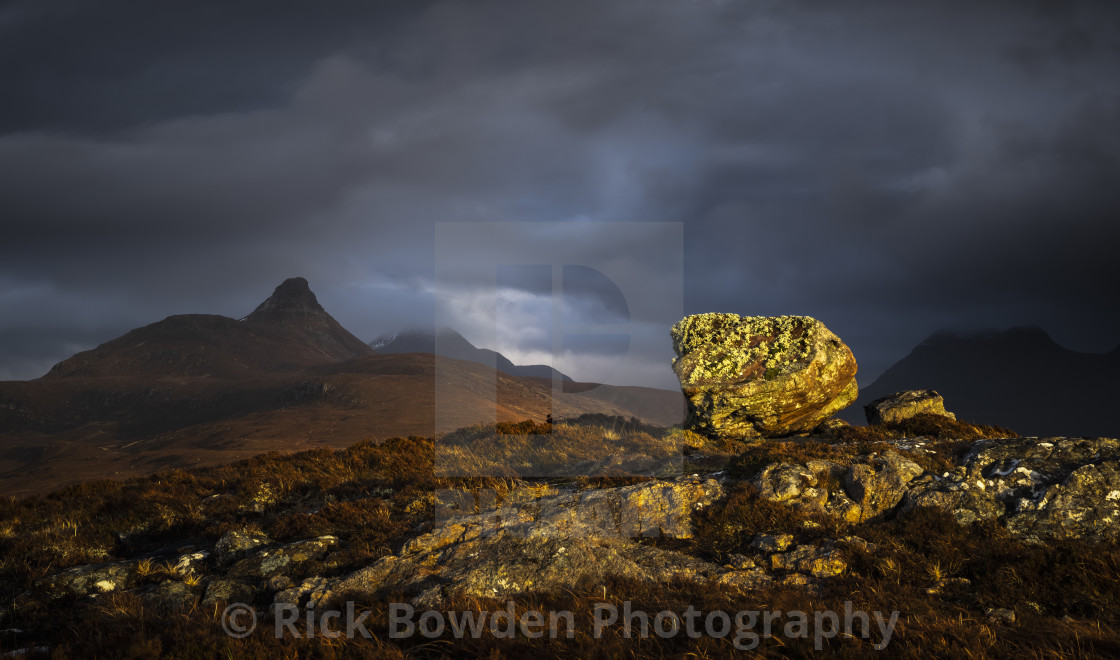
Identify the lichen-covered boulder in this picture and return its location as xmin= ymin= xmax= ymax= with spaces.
xmin=865 ymin=390 xmax=955 ymax=425
xmin=671 ymin=314 xmax=858 ymax=438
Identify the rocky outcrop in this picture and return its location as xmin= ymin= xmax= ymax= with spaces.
xmin=35 ymin=561 xmax=139 ymax=598
xmin=26 ymin=433 xmax=1120 ymax=631
xmin=865 ymin=390 xmax=956 ymax=425
xmin=226 ymin=536 xmax=337 ymax=581
xmin=751 ymin=450 xmax=923 ymax=523
xmin=745 ymin=435 xmax=1120 ymax=543
xmin=327 ymin=477 xmax=730 ymax=607
xmin=671 ymin=314 xmax=858 ymax=439
xmin=845 ymin=451 xmax=925 ymax=521
xmin=900 ymin=437 xmax=1120 ymax=542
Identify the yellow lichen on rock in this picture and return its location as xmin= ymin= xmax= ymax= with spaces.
xmin=670 ymin=313 xmax=817 ymax=384
xmin=671 ymin=314 xmax=857 ymax=438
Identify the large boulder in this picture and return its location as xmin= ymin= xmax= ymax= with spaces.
xmin=671 ymin=314 xmax=858 ymax=438
xmin=865 ymin=389 xmax=956 ymax=425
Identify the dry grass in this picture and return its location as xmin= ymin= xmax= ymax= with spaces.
xmin=2 ymin=415 xmax=1118 ymax=659
xmin=834 ymin=413 xmax=1018 ymax=443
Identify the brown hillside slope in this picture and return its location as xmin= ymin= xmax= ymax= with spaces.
xmin=0 ymin=354 xmax=683 ymax=497
xmin=0 ymin=278 xmax=683 ymax=497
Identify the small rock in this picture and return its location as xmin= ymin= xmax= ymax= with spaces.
xmin=865 ymin=389 xmax=955 ymax=425
xmin=715 ymin=569 xmax=775 ymax=591
xmin=813 ymin=419 xmax=851 ymax=436
xmin=843 ymin=451 xmax=924 ymax=522
xmin=751 ymin=534 xmax=794 ymax=553
xmin=202 ymin=579 xmax=257 ymax=608
xmin=174 ymin=551 xmax=209 ymax=576
xmin=753 ymin=463 xmax=817 ymax=503
xmin=274 ymin=577 xmax=331 ymax=608
xmin=836 ymin=536 xmax=877 ymax=553
xmin=986 ymin=607 xmax=1016 ymax=625
xmin=770 ymin=545 xmax=846 ymax=578
xmin=214 ymin=529 xmax=270 ymax=564
xmin=777 ymin=573 xmax=816 ymax=588
xmin=144 ymin=580 xmax=199 ymax=611
xmin=725 ymin=554 xmax=756 ymax=570
xmin=752 ymin=461 xmax=865 ymax=524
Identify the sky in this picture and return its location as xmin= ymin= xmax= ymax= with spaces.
xmin=1 ymin=0 xmax=1118 ymax=389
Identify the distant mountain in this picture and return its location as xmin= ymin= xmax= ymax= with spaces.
xmin=0 ymin=279 xmax=683 ymax=496
xmin=370 ymin=328 xmax=572 ymax=382
xmin=44 ymin=278 xmax=374 ymax=379
xmin=847 ymin=326 xmax=1120 ymax=437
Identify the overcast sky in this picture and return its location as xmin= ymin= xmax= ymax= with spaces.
xmin=1 ymin=0 xmax=1118 ymax=389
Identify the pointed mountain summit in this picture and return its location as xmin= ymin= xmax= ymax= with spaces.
xmin=243 ymin=277 xmax=373 ymax=362
xmin=245 ymin=277 xmax=326 ymax=320
xmin=44 ymin=278 xmax=372 ymax=379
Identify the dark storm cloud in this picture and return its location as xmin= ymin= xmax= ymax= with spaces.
xmin=1 ymin=0 xmax=1118 ymax=386
xmin=0 ymin=0 xmax=427 ymax=133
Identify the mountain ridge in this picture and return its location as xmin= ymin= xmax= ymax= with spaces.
xmin=847 ymin=326 xmax=1120 ymax=437
xmin=0 ymin=278 xmax=684 ymax=496
xmin=369 ymin=327 xmax=572 ymax=382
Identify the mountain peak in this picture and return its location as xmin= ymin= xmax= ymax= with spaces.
xmin=245 ymin=277 xmax=325 ymax=321
xmin=45 ymin=277 xmax=373 ymax=379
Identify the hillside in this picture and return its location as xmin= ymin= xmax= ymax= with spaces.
xmin=847 ymin=326 xmax=1120 ymax=437
xmin=0 ymin=279 xmax=684 ymax=497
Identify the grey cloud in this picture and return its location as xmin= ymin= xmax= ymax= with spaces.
xmin=1 ymin=0 xmax=1118 ymax=386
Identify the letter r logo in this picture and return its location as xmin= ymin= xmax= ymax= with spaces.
xmin=434 ymin=221 xmax=683 ymax=478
